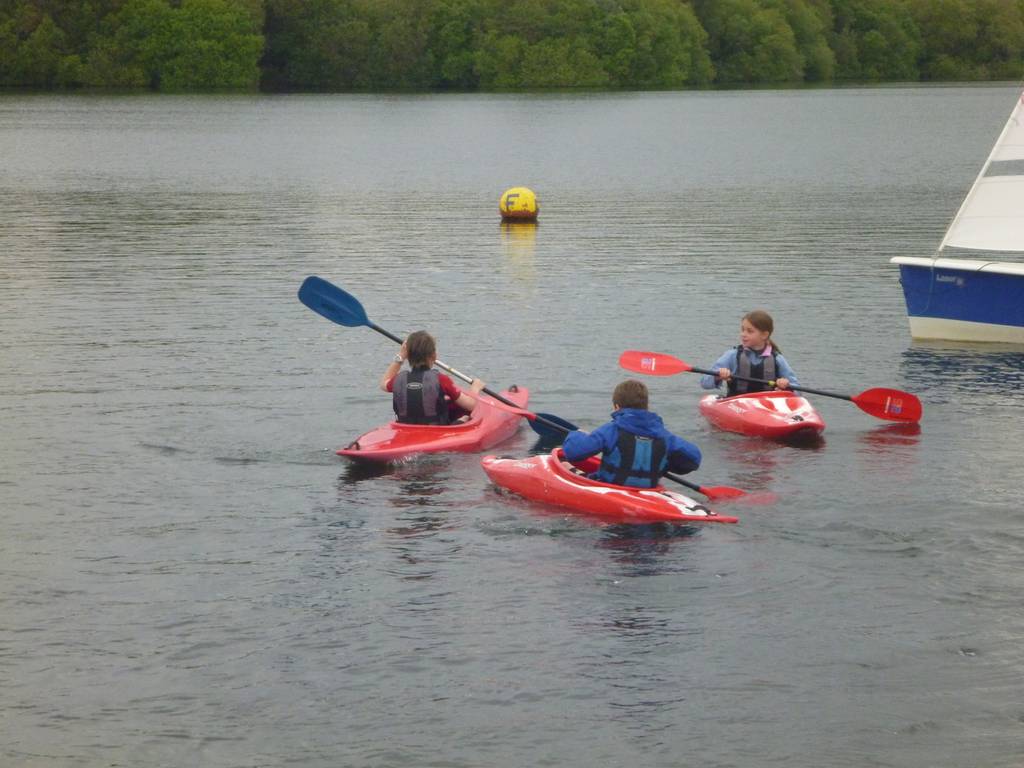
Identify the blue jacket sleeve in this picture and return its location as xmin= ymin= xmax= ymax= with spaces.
xmin=701 ymin=349 xmax=736 ymax=390
xmin=562 ymin=423 xmax=616 ymax=462
xmin=774 ymin=353 xmax=799 ymax=387
xmin=665 ymin=433 xmax=702 ymax=475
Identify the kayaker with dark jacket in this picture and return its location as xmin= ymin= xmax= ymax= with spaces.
xmin=380 ymin=330 xmax=484 ymax=424
xmin=701 ymin=310 xmax=800 ymax=396
xmin=562 ymin=379 xmax=701 ymax=488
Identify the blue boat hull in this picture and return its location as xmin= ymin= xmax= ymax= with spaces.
xmin=894 ymin=259 xmax=1024 ymax=343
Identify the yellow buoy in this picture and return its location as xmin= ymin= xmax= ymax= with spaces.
xmin=500 ymin=187 xmax=539 ymax=221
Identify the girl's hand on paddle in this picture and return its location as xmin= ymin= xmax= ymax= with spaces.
xmin=398 ymin=340 xmax=408 ymax=361
xmin=775 ymin=377 xmax=790 ymax=390
xmin=717 ymin=368 xmax=731 ymax=381
xmin=469 ymin=378 xmax=486 ymax=394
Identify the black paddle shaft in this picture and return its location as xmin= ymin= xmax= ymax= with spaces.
xmin=691 ymin=364 xmax=852 ymax=402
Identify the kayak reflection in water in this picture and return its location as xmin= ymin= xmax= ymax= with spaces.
xmin=562 ymin=380 xmax=702 ymax=488
xmin=379 ymin=330 xmax=486 ymax=425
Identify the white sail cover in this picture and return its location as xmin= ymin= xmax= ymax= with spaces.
xmin=941 ymin=91 xmax=1024 ymax=252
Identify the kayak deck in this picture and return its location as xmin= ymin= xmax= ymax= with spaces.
xmin=699 ymin=391 xmax=825 ymax=441
xmin=338 ymin=386 xmax=529 ymax=463
xmin=481 ymin=449 xmax=738 ymax=525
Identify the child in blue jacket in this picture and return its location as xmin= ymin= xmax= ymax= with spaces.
xmin=563 ymin=380 xmax=701 ymax=488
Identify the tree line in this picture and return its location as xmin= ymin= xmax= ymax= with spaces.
xmin=1 ymin=0 xmax=1022 ymax=91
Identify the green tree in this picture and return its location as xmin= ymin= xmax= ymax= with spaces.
xmin=907 ymin=0 xmax=978 ymax=78
xmin=830 ymin=0 xmax=921 ymax=80
xmin=367 ymin=0 xmax=434 ymax=89
xmin=99 ymin=0 xmax=176 ymax=88
xmin=621 ymin=0 xmax=714 ymax=86
xmin=428 ymin=0 xmax=482 ymax=88
xmin=4 ymin=0 xmax=1022 ymax=91
xmin=82 ymin=36 xmax=147 ymax=87
xmin=695 ymin=0 xmax=804 ymax=83
xmin=0 ymin=3 xmax=91 ymax=87
xmin=262 ymin=0 xmax=376 ymax=89
xmin=473 ymin=30 xmax=524 ymax=88
xmin=908 ymin=0 xmax=1024 ymax=79
xmin=596 ymin=10 xmax=637 ymax=84
xmin=0 ymin=19 xmax=18 ymax=83
xmin=972 ymin=0 xmax=1024 ymax=78
xmin=12 ymin=13 xmax=66 ymax=86
xmin=766 ymin=0 xmax=835 ymax=80
xmin=162 ymin=0 xmax=263 ymax=89
xmin=83 ymin=0 xmax=262 ymax=89
xmin=518 ymin=36 xmax=609 ymax=87
xmin=473 ymin=0 xmax=609 ymax=88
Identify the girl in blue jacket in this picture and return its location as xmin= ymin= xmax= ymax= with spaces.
xmin=701 ymin=310 xmax=800 ymax=395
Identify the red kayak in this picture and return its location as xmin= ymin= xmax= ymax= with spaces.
xmin=481 ymin=449 xmax=738 ymax=525
xmin=699 ymin=391 xmax=825 ymax=441
xmin=338 ymin=386 xmax=529 ymax=463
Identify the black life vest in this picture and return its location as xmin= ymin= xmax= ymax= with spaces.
xmin=597 ymin=430 xmax=668 ymax=488
xmin=728 ymin=344 xmax=778 ymax=396
xmin=393 ymin=368 xmax=449 ymax=425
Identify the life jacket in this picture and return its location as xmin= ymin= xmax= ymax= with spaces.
xmin=392 ymin=368 xmax=449 ymax=425
xmin=596 ymin=429 xmax=667 ymax=488
xmin=728 ymin=344 xmax=778 ymax=396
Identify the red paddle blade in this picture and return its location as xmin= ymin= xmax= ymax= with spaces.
xmin=697 ymin=484 xmax=747 ymax=501
xmin=618 ymin=350 xmax=692 ymax=376
xmin=852 ymin=388 xmax=923 ymax=422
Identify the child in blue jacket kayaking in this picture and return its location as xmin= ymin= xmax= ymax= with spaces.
xmin=701 ymin=310 xmax=800 ymax=396
xmin=562 ymin=379 xmax=701 ymax=488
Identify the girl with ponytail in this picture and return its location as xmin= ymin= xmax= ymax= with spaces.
xmin=700 ymin=311 xmax=800 ymax=396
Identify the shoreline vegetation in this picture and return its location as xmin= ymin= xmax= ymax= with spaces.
xmin=1 ymin=0 xmax=1022 ymax=93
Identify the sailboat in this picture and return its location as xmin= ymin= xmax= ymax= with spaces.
xmin=891 ymin=90 xmax=1024 ymax=343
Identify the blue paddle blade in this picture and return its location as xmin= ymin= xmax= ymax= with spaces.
xmin=298 ymin=276 xmax=369 ymax=328
xmin=529 ymin=412 xmax=578 ymax=441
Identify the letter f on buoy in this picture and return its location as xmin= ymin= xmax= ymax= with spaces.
xmin=499 ymin=186 xmax=538 ymax=221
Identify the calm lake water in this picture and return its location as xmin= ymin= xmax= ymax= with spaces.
xmin=2 ymin=86 xmax=1023 ymax=767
